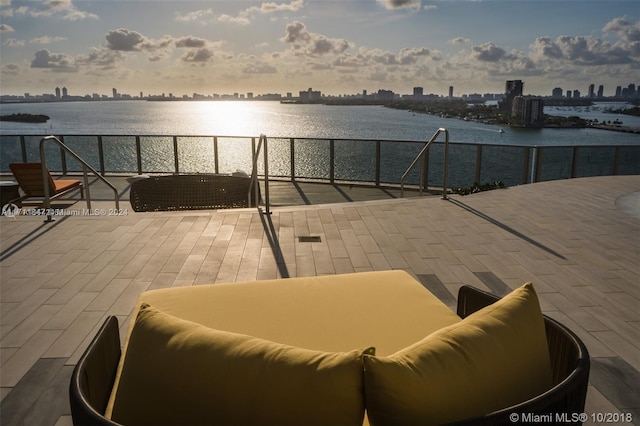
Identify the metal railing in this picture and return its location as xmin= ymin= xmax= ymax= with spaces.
xmin=250 ymin=134 xmax=271 ymax=214
xmin=400 ymin=128 xmax=450 ymax=199
xmin=1 ymin=135 xmax=638 ymax=194
xmin=40 ymin=136 xmax=120 ymax=221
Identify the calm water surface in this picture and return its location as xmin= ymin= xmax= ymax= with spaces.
xmin=1 ymin=100 xmax=639 ymax=146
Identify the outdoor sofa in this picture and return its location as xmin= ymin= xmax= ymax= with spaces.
xmin=70 ymin=270 xmax=589 ymax=425
xmin=128 ymin=173 xmax=258 ymax=212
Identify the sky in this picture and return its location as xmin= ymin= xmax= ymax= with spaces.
xmin=0 ymin=0 xmax=638 ymax=98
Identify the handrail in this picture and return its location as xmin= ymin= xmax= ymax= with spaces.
xmin=249 ymin=134 xmax=271 ymax=214
xmin=40 ymin=136 xmax=120 ymax=222
xmin=400 ymin=128 xmax=450 ymax=199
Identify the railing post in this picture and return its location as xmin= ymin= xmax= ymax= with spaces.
xmin=173 ymin=136 xmax=179 ymax=174
xmin=441 ymin=128 xmax=450 ymax=200
xmin=83 ymin=164 xmax=92 ymax=210
xmin=39 ymin=139 xmax=52 ymax=222
xmin=263 ymin=135 xmax=270 ymax=214
xmin=60 ymin=135 xmax=67 ymax=175
xmin=135 ymin=136 xmax=142 ymax=174
xmin=98 ymin=136 xmax=105 ymax=175
xmin=20 ymin=136 xmax=27 ymax=162
xmin=375 ymin=140 xmax=381 ymax=187
xmin=213 ymin=136 xmax=219 ymax=174
xmin=533 ymin=147 xmax=541 ymax=183
xmin=290 ymin=138 xmax=295 ymax=181
xmin=329 ymin=139 xmax=335 ymax=183
xmin=571 ymin=147 xmax=578 ymax=178
xmin=522 ymin=147 xmax=530 ymax=184
xmin=475 ymin=145 xmax=482 ymax=184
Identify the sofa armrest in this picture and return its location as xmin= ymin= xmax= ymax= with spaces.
xmin=69 ymin=316 xmax=123 ymax=426
xmin=450 ymin=285 xmax=590 ymax=426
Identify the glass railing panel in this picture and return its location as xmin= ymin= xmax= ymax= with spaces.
xmin=380 ymin=140 xmax=423 ymax=184
xmin=216 ymin=137 xmax=253 ymax=175
xmin=24 ymin=135 xmax=63 ymax=171
xmin=61 ymin=136 xmax=101 ymax=172
xmin=140 ymin=136 xmax=174 ymax=173
xmin=480 ymin=145 xmax=527 ymax=187
xmin=537 ymin=147 xmax=573 ymax=182
xmin=102 ymin=136 xmax=138 ymax=173
xmin=425 ymin=143 xmax=476 ymax=188
xmin=294 ymin=138 xmax=330 ymax=180
xmin=616 ymin=146 xmax=640 ymax=175
xmin=266 ymin=137 xmax=291 ymax=178
xmin=334 ymin=139 xmax=376 ymax=182
xmin=0 ymin=136 xmax=23 ymax=172
xmin=177 ymin=136 xmax=216 ymax=173
xmin=574 ymin=147 xmax=615 ymax=178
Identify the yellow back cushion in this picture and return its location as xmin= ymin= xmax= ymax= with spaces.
xmin=110 ymin=304 xmax=370 ymax=426
xmin=362 ymin=283 xmax=553 ymax=425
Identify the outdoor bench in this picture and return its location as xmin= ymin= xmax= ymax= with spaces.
xmin=70 ymin=270 xmax=589 ymax=425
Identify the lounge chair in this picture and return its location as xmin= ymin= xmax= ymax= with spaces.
xmin=9 ymin=162 xmax=84 ymax=205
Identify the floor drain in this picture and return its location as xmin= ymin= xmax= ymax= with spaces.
xmin=299 ymin=236 xmax=322 ymax=243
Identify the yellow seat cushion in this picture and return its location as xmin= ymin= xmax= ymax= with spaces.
xmin=110 ymin=304 xmax=371 ymax=426
xmin=362 ymin=282 xmax=553 ymax=426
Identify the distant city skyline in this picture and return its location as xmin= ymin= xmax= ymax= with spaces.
xmin=2 ymin=78 xmax=638 ymax=103
xmin=0 ymin=1 xmax=638 ymax=97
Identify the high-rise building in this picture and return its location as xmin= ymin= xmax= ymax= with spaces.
xmin=573 ymin=89 xmax=580 ymax=98
xmin=511 ymin=96 xmax=544 ymax=127
xmin=588 ymin=84 xmax=595 ymax=98
xmin=597 ymin=85 xmax=604 ymax=98
xmin=449 ymin=86 xmax=454 ymax=98
xmin=566 ymin=90 xmax=572 ymax=98
xmin=55 ymin=87 xmax=61 ymax=98
xmin=413 ymin=87 xmax=423 ymax=97
xmin=62 ymin=87 xmax=68 ymax=97
xmin=552 ymin=87 xmax=563 ymax=98
xmin=500 ymin=80 xmax=523 ymax=111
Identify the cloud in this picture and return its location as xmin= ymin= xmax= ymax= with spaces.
xmin=30 ymin=48 xmax=77 ymax=72
xmin=218 ymin=14 xmax=251 ymax=26
xmin=0 ymin=23 xmax=14 ymax=32
xmin=76 ymin=47 xmax=122 ymax=70
xmin=603 ymin=17 xmax=640 ymax=42
xmin=471 ymin=42 xmax=507 ymax=61
xmin=217 ymin=1 xmax=304 ymax=26
xmin=399 ymin=47 xmax=442 ymax=63
xmin=25 ymin=0 xmax=98 ymax=20
xmin=260 ymin=0 xmax=304 ymax=13
xmin=181 ymin=48 xmax=215 ymax=63
xmin=282 ymin=21 xmax=351 ymax=56
xmin=106 ymin=28 xmax=146 ymax=51
xmin=2 ymin=38 xmax=24 ymax=47
xmin=175 ymin=8 xmax=214 ymax=22
xmin=175 ymin=36 xmax=207 ymax=49
xmin=530 ymin=34 xmax=636 ymax=65
xmin=450 ymin=37 xmax=470 ymax=45
xmin=30 ymin=36 xmax=67 ymax=44
xmin=242 ymin=62 xmax=278 ymax=74
xmin=377 ymin=0 xmax=421 ymax=10
xmin=2 ymin=63 xmax=20 ymax=75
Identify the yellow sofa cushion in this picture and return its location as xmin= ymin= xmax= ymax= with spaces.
xmin=110 ymin=304 xmax=371 ymax=426
xmin=362 ymin=282 xmax=553 ymax=426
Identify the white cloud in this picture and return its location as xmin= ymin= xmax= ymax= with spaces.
xmin=377 ymin=0 xmax=421 ymax=11
xmin=0 ymin=23 xmax=14 ymax=32
xmin=30 ymin=48 xmax=77 ymax=72
xmin=282 ymin=21 xmax=352 ymax=56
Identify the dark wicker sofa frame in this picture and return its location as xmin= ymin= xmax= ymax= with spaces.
xmin=69 ymin=285 xmax=590 ymax=426
xmin=129 ymin=174 xmax=258 ymax=212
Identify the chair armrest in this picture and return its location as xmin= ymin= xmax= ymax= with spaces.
xmin=69 ymin=316 xmax=123 ymax=426
xmin=456 ymin=285 xmax=499 ymax=318
xmin=451 ymin=285 xmax=590 ymax=426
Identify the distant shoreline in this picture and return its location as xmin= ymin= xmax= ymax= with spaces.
xmin=0 ymin=113 xmax=50 ymax=123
